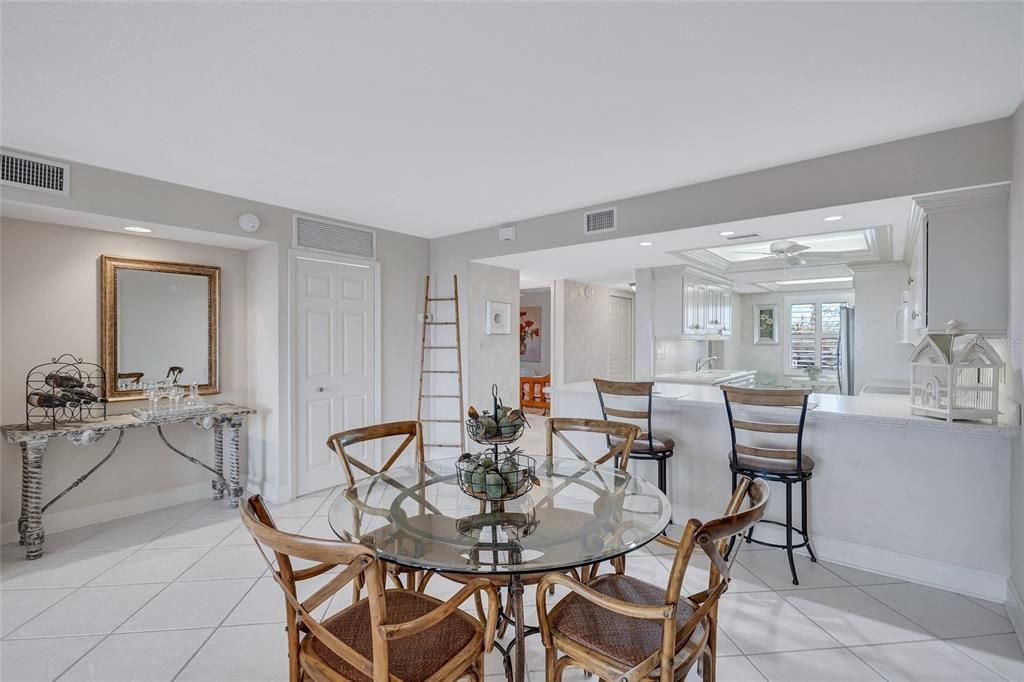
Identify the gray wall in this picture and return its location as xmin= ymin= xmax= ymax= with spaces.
xmin=1008 ymin=102 xmax=1024 ymax=615
xmin=0 ymin=219 xmax=248 ymax=534
xmin=1 ymin=150 xmax=429 ymax=508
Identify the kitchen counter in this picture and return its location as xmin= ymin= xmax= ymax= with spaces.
xmin=550 ymin=380 xmax=1019 ymax=437
xmin=548 ymin=380 xmax=1019 ymax=600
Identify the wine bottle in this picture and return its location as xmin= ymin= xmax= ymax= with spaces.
xmin=62 ymin=388 xmax=98 ymax=404
xmin=27 ymin=392 xmax=67 ymax=408
xmin=45 ymin=373 xmax=96 ymax=390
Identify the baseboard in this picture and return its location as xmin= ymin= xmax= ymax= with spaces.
xmin=244 ymin=475 xmax=291 ymax=505
xmin=671 ymin=502 xmax=1009 ymax=602
xmin=1006 ymin=580 xmax=1024 ymax=648
xmin=0 ymin=481 xmax=213 ymax=545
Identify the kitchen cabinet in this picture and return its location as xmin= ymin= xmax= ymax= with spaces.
xmin=653 ymin=267 xmax=733 ymax=338
xmin=905 ymin=185 xmax=1008 ymax=337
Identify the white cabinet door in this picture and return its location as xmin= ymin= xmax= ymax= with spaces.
xmin=653 ymin=271 xmax=683 ymax=337
xmin=683 ymin=281 xmax=702 ymax=334
xmin=720 ymin=290 xmax=733 ymax=335
xmin=294 ymin=256 xmax=376 ymax=496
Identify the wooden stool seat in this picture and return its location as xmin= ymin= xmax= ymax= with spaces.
xmin=303 ymin=589 xmax=480 ymax=682
xmin=612 ymin=432 xmax=675 ymax=455
xmin=732 ymin=451 xmax=815 ymax=475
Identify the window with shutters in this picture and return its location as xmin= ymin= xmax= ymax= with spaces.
xmin=784 ymin=294 xmax=853 ymax=374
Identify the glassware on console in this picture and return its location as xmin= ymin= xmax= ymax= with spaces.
xmin=183 ymin=382 xmax=205 ymax=410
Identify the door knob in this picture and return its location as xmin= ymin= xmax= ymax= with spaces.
xmin=318 ymin=387 xmax=326 ymax=392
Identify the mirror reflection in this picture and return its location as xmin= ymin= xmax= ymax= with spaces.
xmin=116 ymin=269 xmax=211 ymax=389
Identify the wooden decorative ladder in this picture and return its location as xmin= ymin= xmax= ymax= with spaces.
xmin=416 ymin=275 xmax=466 ymax=454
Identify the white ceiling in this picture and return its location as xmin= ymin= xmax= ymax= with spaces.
xmin=480 ymin=195 xmax=913 ymax=291
xmin=2 ymin=3 xmax=1021 ymax=238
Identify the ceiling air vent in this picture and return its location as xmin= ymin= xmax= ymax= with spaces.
xmin=584 ymin=207 xmax=616 ymax=235
xmin=293 ymin=215 xmax=376 ymax=259
xmin=1 ymin=151 xmax=70 ymax=196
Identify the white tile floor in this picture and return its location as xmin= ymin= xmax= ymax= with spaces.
xmin=2 ymin=489 xmax=1023 ymax=682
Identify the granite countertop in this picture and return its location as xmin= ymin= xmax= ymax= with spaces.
xmin=548 ymin=381 xmax=1020 ymax=437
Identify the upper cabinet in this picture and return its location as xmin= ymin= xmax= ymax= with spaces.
xmin=653 ymin=267 xmax=734 ymax=338
xmin=905 ymin=185 xmax=1009 ymax=339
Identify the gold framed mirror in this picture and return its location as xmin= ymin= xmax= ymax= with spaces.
xmin=100 ymin=255 xmax=220 ymax=401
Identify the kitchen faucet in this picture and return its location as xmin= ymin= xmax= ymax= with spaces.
xmin=695 ymin=355 xmax=719 ymax=372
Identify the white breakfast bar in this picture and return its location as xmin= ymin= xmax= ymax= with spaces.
xmin=548 ymin=381 xmax=1020 ymax=601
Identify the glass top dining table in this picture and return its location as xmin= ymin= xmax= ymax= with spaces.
xmin=326 ymin=456 xmax=672 ymax=682
xmin=326 ymin=456 xmax=672 ymax=575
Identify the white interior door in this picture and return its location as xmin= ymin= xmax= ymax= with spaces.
xmin=294 ymin=256 xmax=376 ymax=496
xmin=608 ymin=294 xmax=634 ymax=380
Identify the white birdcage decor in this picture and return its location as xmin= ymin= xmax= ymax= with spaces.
xmin=909 ymin=333 xmax=1003 ymax=423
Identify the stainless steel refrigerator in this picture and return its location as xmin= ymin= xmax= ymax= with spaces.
xmin=837 ymin=305 xmax=855 ymax=395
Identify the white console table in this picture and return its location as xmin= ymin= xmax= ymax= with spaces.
xmin=2 ymin=404 xmax=255 ymax=560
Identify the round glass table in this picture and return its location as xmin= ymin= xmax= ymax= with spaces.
xmin=327 ymin=456 xmax=671 ymax=682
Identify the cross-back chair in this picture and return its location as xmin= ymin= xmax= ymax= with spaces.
xmin=721 ymin=385 xmax=815 ymax=585
xmin=326 ymin=421 xmax=427 ymax=595
xmin=536 ymin=476 xmax=769 ymax=682
xmin=326 ymin=420 xmax=425 ymax=488
xmin=544 ymin=417 xmax=641 ymax=580
xmin=545 ymin=417 xmax=639 ymax=470
xmin=593 ymin=379 xmax=676 ymax=496
xmin=240 ymin=495 xmax=498 ymax=682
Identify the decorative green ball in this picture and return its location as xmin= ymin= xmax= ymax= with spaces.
xmin=470 ymin=468 xmax=488 ymax=493
xmin=485 ymin=472 xmax=506 ymax=499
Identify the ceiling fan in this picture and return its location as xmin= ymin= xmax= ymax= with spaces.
xmin=736 ymin=239 xmax=821 ymax=266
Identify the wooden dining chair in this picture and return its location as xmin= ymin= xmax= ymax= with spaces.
xmin=536 ymin=476 xmax=769 ymax=682
xmin=721 ymin=385 xmax=815 ymax=585
xmin=545 ymin=417 xmax=640 ymax=470
xmin=546 ymin=417 xmax=642 ymax=581
xmin=240 ymin=494 xmax=498 ymax=682
xmin=326 ymin=420 xmax=425 ymax=488
xmin=326 ymin=421 xmax=425 ymax=595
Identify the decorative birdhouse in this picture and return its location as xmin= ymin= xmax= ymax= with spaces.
xmin=909 ymin=333 xmax=1003 ymax=423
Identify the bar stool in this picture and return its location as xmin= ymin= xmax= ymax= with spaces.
xmin=720 ymin=385 xmax=816 ymax=585
xmin=593 ymin=379 xmax=675 ymax=497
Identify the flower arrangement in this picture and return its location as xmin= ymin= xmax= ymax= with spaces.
xmin=519 ymin=309 xmax=539 ymax=355
xmin=805 ymin=365 xmax=822 ymax=381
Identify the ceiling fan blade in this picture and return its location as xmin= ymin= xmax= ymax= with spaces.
xmin=786 ymin=254 xmax=807 ymax=266
xmin=784 ymin=243 xmax=811 ymax=254
xmin=735 ymin=251 xmax=772 ymax=255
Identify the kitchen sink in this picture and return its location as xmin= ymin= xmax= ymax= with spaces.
xmin=659 ymin=370 xmax=752 ymax=384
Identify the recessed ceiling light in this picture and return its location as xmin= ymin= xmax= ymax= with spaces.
xmin=823 ymin=215 xmax=844 ymax=222
xmin=123 ymin=226 xmax=151 ymax=233
xmin=639 ymin=241 xmax=653 ymax=246
xmin=775 ymin=276 xmax=853 ymax=286
xmin=719 ymin=231 xmax=735 ymax=236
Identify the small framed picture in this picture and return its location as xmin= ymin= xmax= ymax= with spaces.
xmin=754 ymin=303 xmax=780 ymax=345
xmin=486 ymin=301 xmax=512 ymax=335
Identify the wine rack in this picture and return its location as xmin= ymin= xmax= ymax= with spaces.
xmin=25 ymin=354 xmax=107 ymax=429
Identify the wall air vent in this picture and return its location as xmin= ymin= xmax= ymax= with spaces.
xmin=723 ymin=232 xmax=760 ymax=241
xmin=293 ymin=215 xmax=376 ymax=259
xmin=1 ymin=151 xmax=70 ymax=196
xmin=584 ymin=207 xmax=617 ymax=235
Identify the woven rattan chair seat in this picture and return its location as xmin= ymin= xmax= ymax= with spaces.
xmin=305 ymin=589 xmax=479 ymax=682
xmin=548 ymin=574 xmax=700 ymax=668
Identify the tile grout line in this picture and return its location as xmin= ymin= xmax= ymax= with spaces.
xmin=47 ymin=540 xmax=235 ymax=682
